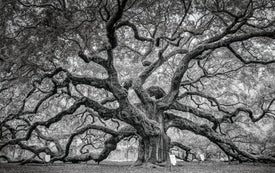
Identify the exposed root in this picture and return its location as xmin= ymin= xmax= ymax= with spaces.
xmin=132 ymin=161 xmax=170 ymax=169
xmin=132 ymin=160 xmax=143 ymax=167
xmin=142 ymin=162 xmax=163 ymax=169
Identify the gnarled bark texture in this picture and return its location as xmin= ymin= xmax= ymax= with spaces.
xmin=1 ymin=0 xmax=275 ymax=166
xmin=136 ymin=133 xmax=170 ymax=165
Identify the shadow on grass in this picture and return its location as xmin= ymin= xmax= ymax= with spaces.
xmin=1 ymin=161 xmax=275 ymax=173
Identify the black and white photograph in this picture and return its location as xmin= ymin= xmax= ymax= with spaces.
xmin=1 ymin=0 xmax=275 ymax=172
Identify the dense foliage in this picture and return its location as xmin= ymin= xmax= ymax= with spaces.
xmin=1 ymin=0 xmax=275 ymax=166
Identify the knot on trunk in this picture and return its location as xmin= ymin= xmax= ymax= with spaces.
xmin=146 ymin=86 xmax=166 ymax=99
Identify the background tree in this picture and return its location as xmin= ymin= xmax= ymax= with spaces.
xmin=1 ymin=0 xmax=275 ymax=166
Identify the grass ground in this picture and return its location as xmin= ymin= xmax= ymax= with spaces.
xmin=0 ymin=161 xmax=275 ymax=173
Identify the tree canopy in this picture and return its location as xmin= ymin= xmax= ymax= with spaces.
xmin=1 ymin=0 xmax=275 ymax=166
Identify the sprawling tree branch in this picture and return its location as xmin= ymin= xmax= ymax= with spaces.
xmin=166 ymin=113 xmax=275 ymax=163
xmin=2 ymin=0 xmax=275 ymax=166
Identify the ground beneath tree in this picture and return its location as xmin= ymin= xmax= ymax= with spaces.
xmin=1 ymin=161 xmax=275 ymax=173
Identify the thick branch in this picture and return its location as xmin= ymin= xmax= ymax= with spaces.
xmin=166 ymin=113 xmax=275 ymax=163
xmin=228 ymin=45 xmax=275 ymax=65
xmin=0 ymin=97 xmax=118 ymax=150
xmin=106 ymin=0 xmax=128 ymax=48
xmin=161 ymin=30 xmax=275 ymax=108
xmin=78 ymin=51 xmax=108 ymax=67
xmin=116 ymin=21 xmax=154 ymax=42
xmin=63 ymin=126 xmax=136 ymax=163
xmin=171 ymin=101 xmax=220 ymax=130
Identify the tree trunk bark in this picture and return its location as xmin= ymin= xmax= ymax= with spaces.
xmin=133 ymin=103 xmax=171 ymax=166
xmin=135 ymin=133 xmax=170 ymax=166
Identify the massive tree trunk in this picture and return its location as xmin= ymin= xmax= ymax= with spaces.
xmin=135 ymin=133 xmax=170 ymax=166
xmin=134 ymin=108 xmax=171 ymax=166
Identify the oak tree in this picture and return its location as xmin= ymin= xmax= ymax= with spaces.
xmin=1 ymin=0 xmax=275 ymax=166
